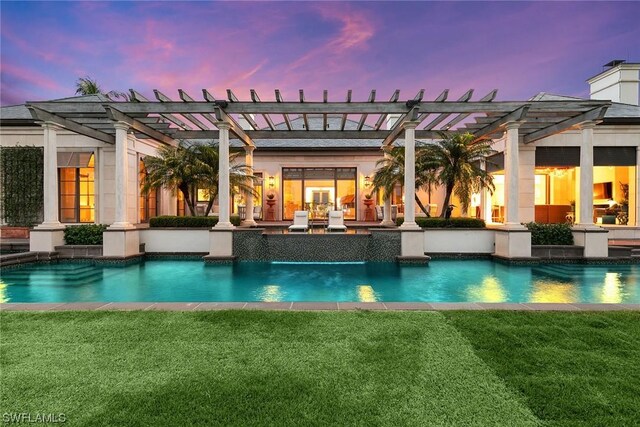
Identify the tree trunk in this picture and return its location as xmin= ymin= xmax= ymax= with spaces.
xmin=440 ymin=182 xmax=455 ymax=217
xmin=415 ymin=194 xmax=430 ymax=217
xmin=179 ymin=183 xmax=196 ymax=216
xmin=204 ymin=191 xmax=218 ymax=217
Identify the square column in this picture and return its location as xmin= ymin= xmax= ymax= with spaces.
xmin=504 ymin=122 xmax=523 ymax=227
xmin=30 ymin=122 xmax=64 ymax=252
xmin=380 ymin=150 xmax=394 ymax=226
xmin=576 ymin=122 xmax=596 ymax=227
xmin=241 ymin=146 xmax=257 ymax=227
xmin=400 ymin=121 xmax=419 ymax=229
xmin=518 ymin=145 xmax=536 ymax=223
xmin=38 ymin=122 xmax=64 ymax=229
xmin=109 ymin=121 xmax=133 ymax=230
xmin=215 ymin=122 xmax=234 ymax=229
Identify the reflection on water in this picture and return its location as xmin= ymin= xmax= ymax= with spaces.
xmin=601 ymin=273 xmax=622 ymax=303
xmin=530 ymin=281 xmax=577 ymax=303
xmin=0 ymin=281 xmax=8 ymax=303
xmin=466 ymin=276 xmax=506 ymax=303
xmin=258 ymin=285 xmax=283 ymax=302
xmin=357 ymin=285 xmax=377 ymax=302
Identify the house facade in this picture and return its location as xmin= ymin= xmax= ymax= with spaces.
xmin=1 ymin=61 xmax=639 ymax=260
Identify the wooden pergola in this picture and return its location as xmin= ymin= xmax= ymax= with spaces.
xmin=25 ymin=88 xmax=610 ymax=233
xmin=26 ymin=88 xmax=610 ymax=148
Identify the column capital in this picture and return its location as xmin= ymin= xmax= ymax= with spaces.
xmin=504 ymin=121 xmax=522 ymax=131
xmin=244 ymin=145 xmax=255 ymax=154
xmin=578 ymin=121 xmax=598 ymax=130
xmin=403 ymin=121 xmax=419 ymax=130
xmin=41 ymin=121 xmax=63 ymax=131
xmin=112 ymin=121 xmax=130 ymax=131
xmin=216 ymin=122 xmax=231 ymax=130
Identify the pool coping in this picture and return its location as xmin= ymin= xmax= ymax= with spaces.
xmin=1 ymin=302 xmax=638 ymax=311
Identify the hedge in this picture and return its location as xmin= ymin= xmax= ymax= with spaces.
xmin=64 ymin=224 xmax=108 ymax=245
xmin=525 ymin=222 xmax=574 ymax=245
xmin=149 ymin=215 xmax=241 ymax=228
xmin=395 ymin=217 xmax=486 ymax=228
xmin=0 ymin=146 xmax=44 ymax=226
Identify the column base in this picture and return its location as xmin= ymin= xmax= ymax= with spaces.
xmin=35 ymin=221 xmax=65 ymax=230
xmin=108 ymin=222 xmax=135 ymax=230
xmin=399 ymin=221 xmax=420 ymax=230
xmin=572 ymin=225 xmax=608 ymax=258
xmin=400 ymin=228 xmax=425 ymax=257
xmin=240 ymin=219 xmax=258 ymax=228
xmin=30 ymin=228 xmax=65 ymax=252
xmin=214 ymin=222 xmax=235 ymax=230
xmin=494 ymin=226 xmax=532 ymax=258
xmin=380 ymin=220 xmax=395 ymax=227
xmin=209 ymin=229 xmax=233 ymax=257
xmin=103 ymin=229 xmax=141 ymax=258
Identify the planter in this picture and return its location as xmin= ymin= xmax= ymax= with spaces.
xmin=0 ymin=226 xmax=30 ymax=239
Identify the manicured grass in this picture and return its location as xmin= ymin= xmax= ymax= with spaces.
xmin=1 ymin=311 xmax=536 ymax=426
xmin=444 ymin=311 xmax=640 ymax=427
xmin=2 ymin=311 xmax=638 ymax=426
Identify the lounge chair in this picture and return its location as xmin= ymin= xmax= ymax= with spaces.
xmin=375 ymin=205 xmax=384 ymax=221
xmin=253 ymin=206 xmax=262 ymax=221
xmin=288 ymin=210 xmax=309 ymax=232
xmin=391 ymin=205 xmax=398 ymax=221
xmin=327 ymin=210 xmax=347 ymax=232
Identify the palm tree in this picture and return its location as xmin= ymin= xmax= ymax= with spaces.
xmin=422 ymin=132 xmax=495 ymax=217
xmin=371 ymin=145 xmax=435 ymax=216
xmin=140 ymin=142 xmax=256 ymax=217
xmin=75 ymin=76 xmax=128 ymax=101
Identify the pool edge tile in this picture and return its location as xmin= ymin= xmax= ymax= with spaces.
xmin=337 ymin=302 xmax=387 ymax=310
xmin=428 ymin=303 xmax=484 ymax=311
xmin=521 ymin=303 xmax=582 ymax=311
xmin=291 ymin=302 xmax=339 ymax=310
xmin=383 ymin=302 xmax=433 ymax=311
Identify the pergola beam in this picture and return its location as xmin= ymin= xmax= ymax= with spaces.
xmin=299 ymin=90 xmax=309 ymax=131
xmin=250 ymin=89 xmax=275 ymax=130
xmin=441 ymin=89 xmax=498 ymax=131
xmin=423 ymin=89 xmax=474 ymax=130
xmin=129 ymin=89 xmax=191 ymax=130
xmin=103 ymin=105 xmax=177 ymax=146
xmin=523 ymin=106 xmax=609 ymax=144
xmin=26 ymin=105 xmax=115 ymax=144
xmin=472 ymin=105 xmax=530 ymax=141
xmin=340 ymin=90 xmax=352 ymax=131
xmin=213 ymin=107 xmax=255 ymax=148
xmin=381 ymin=106 xmax=421 ymax=146
xmin=155 ymin=89 xmax=208 ymax=130
xmin=172 ymin=129 xmax=448 ymax=140
xmin=357 ymin=90 xmax=376 ymax=131
xmin=27 ymin=100 xmax=610 ymax=115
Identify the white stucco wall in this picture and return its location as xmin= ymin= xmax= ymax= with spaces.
xmin=424 ymin=229 xmax=495 ymax=253
xmin=139 ymin=229 xmax=210 ymax=253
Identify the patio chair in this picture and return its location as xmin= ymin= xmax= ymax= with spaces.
xmin=375 ymin=205 xmax=384 ymax=221
xmin=327 ymin=210 xmax=347 ymax=232
xmin=253 ymin=206 xmax=262 ymax=221
xmin=391 ymin=205 xmax=398 ymax=221
xmin=288 ymin=210 xmax=309 ymax=232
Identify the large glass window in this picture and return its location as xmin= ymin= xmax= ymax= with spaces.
xmin=139 ymin=159 xmax=158 ymax=223
xmin=282 ymin=167 xmax=357 ymax=220
xmin=58 ymin=152 xmax=94 ymax=223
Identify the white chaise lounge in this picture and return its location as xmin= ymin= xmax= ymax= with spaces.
xmin=288 ymin=210 xmax=309 ymax=232
xmin=327 ymin=210 xmax=347 ymax=232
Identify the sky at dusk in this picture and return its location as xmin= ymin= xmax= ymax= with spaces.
xmin=1 ymin=1 xmax=639 ymax=108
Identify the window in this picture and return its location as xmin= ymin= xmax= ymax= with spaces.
xmin=58 ymin=152 xmax=95 ymax=223
xmin=139 ymin=159 xmax=158 ymax=223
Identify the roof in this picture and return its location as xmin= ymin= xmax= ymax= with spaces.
xmin=530 ymin=92 xmax=640 ymax=122
xmin=0 ymin=94 xmax=112 ymax=123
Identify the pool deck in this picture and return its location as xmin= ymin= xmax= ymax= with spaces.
xmin=1 ymin=302 xmax=638 ymax=311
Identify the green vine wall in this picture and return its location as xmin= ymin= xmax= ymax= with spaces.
xmin=0 ymin=146 xmax=44 ymax=227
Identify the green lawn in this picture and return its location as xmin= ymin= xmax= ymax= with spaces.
xmin=1 ymin=311 xmax=638 ymax=426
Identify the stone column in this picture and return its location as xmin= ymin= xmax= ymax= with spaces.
xmin=242 ymin=145 xmax=257 ymax=227
xmin=577 ymin=122 xmax=596 ymax=227
xmin=381 ymin=151 xmax=394 ymax=226
xmin=400 ymin=121 xmax=419 ymax=229
xmin=39 ymin=122 xmax=64 ymax=228
xmin=479 ymin=159 xmax=487 ymax=221
xmin=636 ymin=147 xmax=640 ymax=226
xmin=518 ymin=145 xmax=536 ymax=223
xmin=109 ymin=121 xmax=133 ymax=229
xmin=215 ymin=122 xmax=234 ymax=229
xmin=504 ymin=122 xmax=522 ymax=227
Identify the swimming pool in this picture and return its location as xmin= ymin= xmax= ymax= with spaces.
xmin=1 ymin=260 xmax=639 ymax=304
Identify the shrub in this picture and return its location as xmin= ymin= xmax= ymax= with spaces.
xmin=149 ymin=215 xmax=241 ymax=228
xmin=395 ymin=217 xmax=486 ymax=228
xmin=64 ymin=224 xmax=108 ymax=245
xmin=525 ymin=222 xmax=574 ymax=245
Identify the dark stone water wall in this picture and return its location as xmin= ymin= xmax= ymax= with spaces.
xmin=233 ymin=229 xmax=401 ymax=262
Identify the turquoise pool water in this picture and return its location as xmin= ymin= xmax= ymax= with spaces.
xmin=1 ymin=260 xmax=639 ymax=303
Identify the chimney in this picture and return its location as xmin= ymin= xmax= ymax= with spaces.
xmin=588 ymin=60 xmax=640 ymax=105
xmin=386 ymin=114 xmax=401 ymax=130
